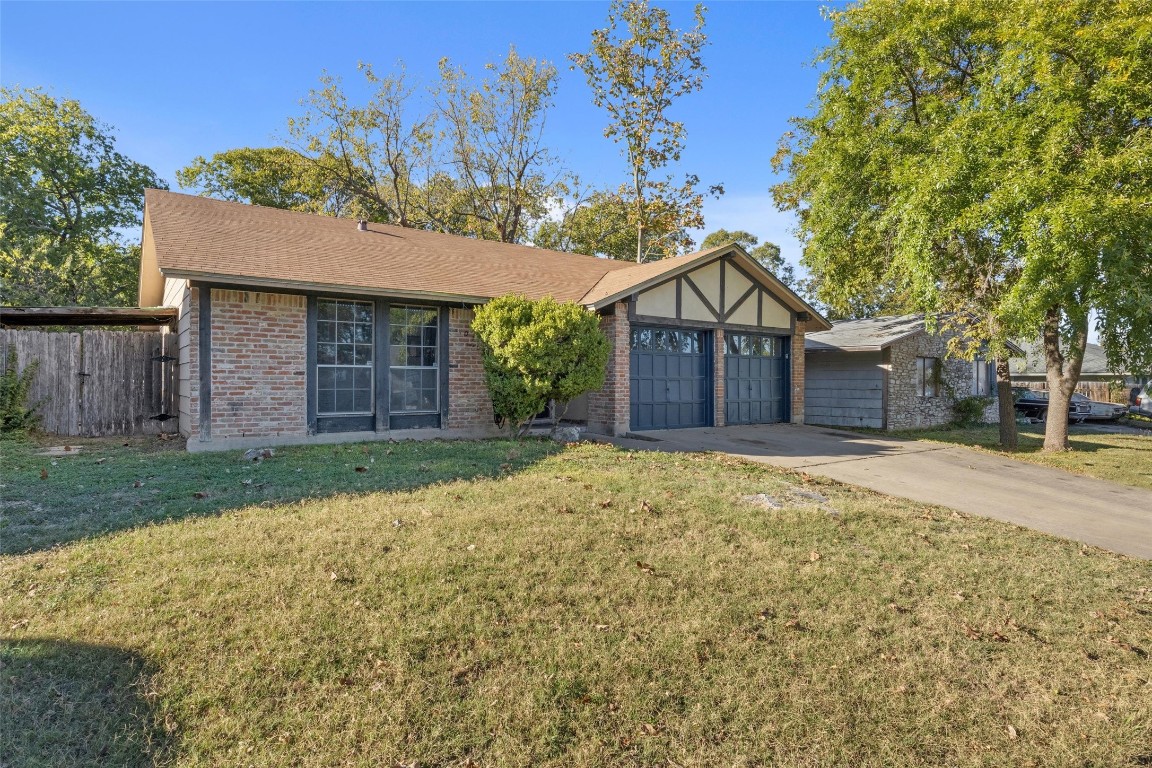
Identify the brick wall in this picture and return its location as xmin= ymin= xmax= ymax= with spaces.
xmin=446 ymin=308 xmax=496 ymax=430
xmin=791 ymin=320 xmax=806 ymax=424
xmin=186 ymin=289 xmax=309 ymax=442
xmin=587 ymin=302 xmax=631 ymax=436
xmin=714 ymin=329 xmax=726 ymax=427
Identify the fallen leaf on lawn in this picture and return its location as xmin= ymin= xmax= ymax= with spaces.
xmin=640 ymin=499 xmax=655 ymax=515
xmin=330 ymin=571 xmax=339 ymax=581
xmin=889 ymin=603 xmax=911 ymax=614
xmin=242 ymin=478 xmax=254 ymax=486
xmin=809 ymin=551 xmax=821 ymax=561
xmin=193 ymin=491 xmax=208 ymax=499
xmin=355 ymin=466 xmax=368 ymax=473
xmin=1007 ymin=724 xmax=1018 ymax=740
xmin=96 ymin=457 xmax=108 ymax=465
xmin=784 ymin=618 xmax=807 ymax=631
xmin=392 ymin=519 xmax=404 ymax=528
xmin=953 ymin=592 xmax=966 ymax=601
xmin=636 ymin=561 xmax=655 ymax=575
xmin=133 ymin=480 xmax=143 ymax=488
xmin=963 ymin=625 xmax=983 ymax=640
xmin=39 ymin=469 xmax=48 ymax=480
xmin=595 ymin=624 xmax=610 ymax=631
xmin=989 ymin=631 xmax=1010 ymax=643
xmin=466 ymin=544 xmax=476 ymax=551
xmin=640 ymin=723 xmax=658 ymax=736
xmin=599 ymin=499 xmax=613 ymax=508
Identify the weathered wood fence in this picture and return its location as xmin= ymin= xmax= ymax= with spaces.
xmin=1023 ymin=380 xmax=1117 ymax=403
xmin=0 ymin=329 xmax=177 ymax=437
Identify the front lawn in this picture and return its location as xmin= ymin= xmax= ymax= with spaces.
xmin=2 ymin=439 xmax=1150 ymax=767
xmin=887 ymin=424 xmax=1152 ymax=491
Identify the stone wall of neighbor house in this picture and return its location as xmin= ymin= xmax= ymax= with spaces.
xmin=587 ymin=302 xmax=631 ymax=436
xmin=791 ymin=320 xmax=806 ymax=424
xmin=886 ymin=330 xmax=999 ymax=430
xmin=446 ymin=308 xmax=496 ymax=430
xmin=206 ymin=290 xmax=309 ymax=441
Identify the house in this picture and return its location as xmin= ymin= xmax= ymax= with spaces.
xmin=137 ymin=190 xmax=830 ymax=451
xmin=804 ymin=315 xmax=1006 ymax=430
xmin=1010 ymin=340 xmax=1144 ymax=402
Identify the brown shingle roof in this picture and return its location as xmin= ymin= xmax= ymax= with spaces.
xmin=579 ymin=245 xmax=730 ymax=306
xmin=143 ymin=190 xmax=634 ymax=303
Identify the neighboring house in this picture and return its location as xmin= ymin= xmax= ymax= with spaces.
xmin=1010 ymin=340 xmax=1145 ymax=401
xmin=804 ymin=315 xmax=1007 ymax=430
xmin=137 ymin=190 xmax=830 ymax=451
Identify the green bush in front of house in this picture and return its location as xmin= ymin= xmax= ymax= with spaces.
xmin=951 ymin=395 xmax=992 ymax=428
xmin=472 ymin=295 xmax=609 ymax=437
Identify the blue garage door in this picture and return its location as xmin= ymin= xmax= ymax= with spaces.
xmin=724 ymin=333 xmax=788 ymax=425
xmin=630 ymin=327 xmax=710 ymax=430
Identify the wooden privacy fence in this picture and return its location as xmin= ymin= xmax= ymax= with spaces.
xmin=0 ymin=329 xmax=177 ymax=437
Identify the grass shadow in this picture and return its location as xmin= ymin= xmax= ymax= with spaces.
xmin=0 ymin=435 xmax=561 ymax=555
xmin=0 ymin=638 xmax=171 ymax=767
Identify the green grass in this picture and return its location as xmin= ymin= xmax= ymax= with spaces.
xmin=885 ymin=424 xmax=1152 ymax=491
xmin=2 ymin=438 xmax=1151 ymax=767
xmin=0 ymin=435 xmax=559 ymax=555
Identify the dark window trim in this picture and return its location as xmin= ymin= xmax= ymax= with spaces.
xmin=196 ymin=283 xmax=212 ymax=442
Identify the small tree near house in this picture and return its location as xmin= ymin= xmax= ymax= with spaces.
xmin=472 ymin=295 xmax=609 ymax=437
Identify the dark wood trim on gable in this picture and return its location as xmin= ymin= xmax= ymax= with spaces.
xmin=719 ymin=258 xmax=727 ymax=316
xmin=724 ymin=284 xmax=758 ymax=322
xmin=197 ymin=284 xmax=212 ymax=442
xmin=675 ymin=277 xmax=683 ymax=320
xmin=757 ymin=289 xmax=764 ymax=327
xmin=682 ymin=273 xmax=720 ymax=321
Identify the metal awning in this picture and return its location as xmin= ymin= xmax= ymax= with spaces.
xmin=0 ymin=306 xmax=177 ymax=328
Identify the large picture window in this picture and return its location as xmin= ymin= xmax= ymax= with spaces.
xmin=389 ymin=305 xmax=439 ymax=413
xmin=316 ymin=299 xmax=373 ymax=414
xmin=972 ymin=358 xmax=992 ymax=396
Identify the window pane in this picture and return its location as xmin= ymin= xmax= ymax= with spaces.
xmin=317 ymin=390 xmax=336 ymax=414
xmin=318 ymin=321 xmax=335 ymax=343
xmin=354 ymin=322 xmax=372 ymax=344
xmin=355 ymin=344 xmax=373 ymax=365
xmin=334 ymin=390 xmax=355 ymax=413
xmin=317 ymin=343 xmax=336 ymax=366
xmin=337 ymin=345 xmax=355 ymax=365
xmin=318 ymin=368 xmax=335 ymax=390
xmin=318 ymin=301 xmax=336 ymax=321
xmin=337 ymin=303 xmax=353 ymax=322
xmin=355 ymin=303 xmax=373 ymax=325
xmin=354 ymin=368 xmax=372 ymax=389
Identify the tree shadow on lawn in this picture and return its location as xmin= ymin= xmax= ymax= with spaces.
xmin=0 ymin=435 xmax=561 ymax=555
xmin=0 ymin=638 xmax=173 ymax=768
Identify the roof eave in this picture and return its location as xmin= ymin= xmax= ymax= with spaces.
xmin=162 ymin=269 xmax=493 ymax=305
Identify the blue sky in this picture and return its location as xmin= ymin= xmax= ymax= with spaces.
xmin=1 ymin=1 xmax=835 ymax=273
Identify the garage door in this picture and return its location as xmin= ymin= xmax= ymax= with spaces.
xmin=724 ymin=333 xmax=788 ymax=425
xmin=630 ymin=327 xmax=710 ymax=430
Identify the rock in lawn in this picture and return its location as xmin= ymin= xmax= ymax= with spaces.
xmin=792 ymin=489 xmax=829 ymax=503
xmin=742 ymin=493 xmax=783 ymax=510
xmin=551 ymin=426 xmax=583 ymax=443
xmin=243 ymin=448 xmax=275 ymax=463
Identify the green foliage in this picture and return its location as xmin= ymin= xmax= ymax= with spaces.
xmin=571 ymin=0 xmax=721 ymax=262
xmin=0 ymin=87 xmax=167 ymax=306
xmin=176 ymin=147 xmax=345 ymax=215
xmin=472 ymin=296 xmax=609 ymax=436
xmin=950 ymin=395 xmax=991 ymax=429
xmin=0 ymin=349 xmax=42 ymax=437
xmin=182 ymin=51 xmax=565 ymax=244
xmin=701 ymin=229 xmax=794 ymax=285
xmin=773 ymin=0 xmax=1152 ymax=449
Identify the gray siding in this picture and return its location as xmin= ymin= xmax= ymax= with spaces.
xmin=804 ymin=350 xmax=885 ymax=429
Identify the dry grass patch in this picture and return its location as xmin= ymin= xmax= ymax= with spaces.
xmin=2 ymin=441 xmax=1150 ymax=767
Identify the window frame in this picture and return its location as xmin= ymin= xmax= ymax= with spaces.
xmin=972 ymin=358 xmax=992 ymax=397
xmin=315 ymin=298 xmax=375 ymax=416
xmin=388 ymin=304 xmax=441 ymax=416
xmin=915 ymin=356 xmax=941 ymax=398
xmin=308 ymin=296 xmax=447 ymax=435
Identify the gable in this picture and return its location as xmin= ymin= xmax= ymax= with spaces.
xmin=634 ymin=256 xmax=795 ymax=331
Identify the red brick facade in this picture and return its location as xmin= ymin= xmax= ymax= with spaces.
xmin=714 ymin=329 xmax=726 ymax=428
xmin=791 ymin=320 xmax=806 ymax=424
xmin=586 ymin=302 xmax=631 ymax=436
xmin=446 ymin=308 xmax=496 ymax=430
xmin=204 ymin=289 xmax=308 ymax=440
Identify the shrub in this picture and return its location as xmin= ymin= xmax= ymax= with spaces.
xmin=951 ymin=395 xmax=992 ymax=428
xmin=472 ymin=296 xmax=609 ymax=437
xmin=0 ymin=348 xmax=43 ymax=437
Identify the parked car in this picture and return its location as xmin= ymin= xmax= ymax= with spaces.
xmin=1131 ymin=387 xmax=1152 ymax=417
xmin=1012 ymin=388 xmax=1091 ymax=422
xmin=1070 ymin=393 xmax=1126 ymax=421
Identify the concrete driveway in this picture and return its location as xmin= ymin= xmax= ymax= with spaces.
xmin=612 ymin=424 xmax=1152 ymax=560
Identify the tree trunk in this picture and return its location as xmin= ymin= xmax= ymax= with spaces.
xmin=1040 ymin=308 xmax=1087 ymax=452
xmin=995 ymin=357 xmax=1018 ymax=451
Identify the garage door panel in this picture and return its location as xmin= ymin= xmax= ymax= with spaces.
xmin=630 ymin=326 xmax=710 ymax=430
xmin=725 ymin=333 xmax=788 ymax=426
